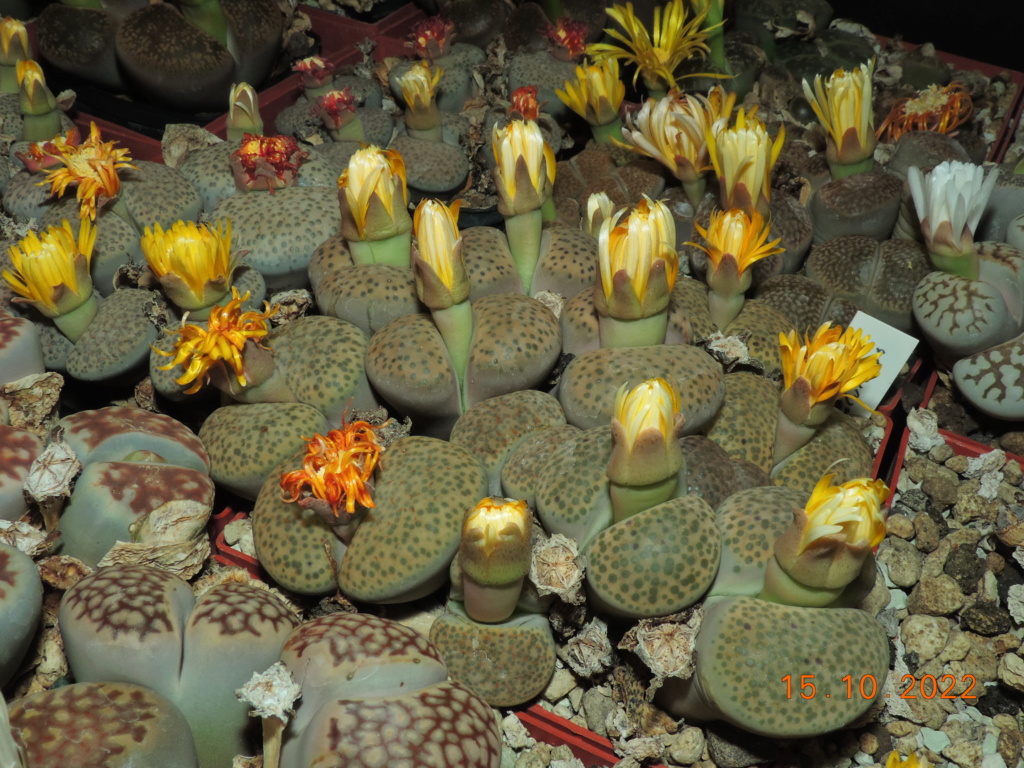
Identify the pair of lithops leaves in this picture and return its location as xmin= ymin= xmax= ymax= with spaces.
xmin=35 ymin=0 xmax=284 ymax=112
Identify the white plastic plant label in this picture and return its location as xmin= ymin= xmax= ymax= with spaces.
xmin=846 ymin=311 xmax=918 ymax=412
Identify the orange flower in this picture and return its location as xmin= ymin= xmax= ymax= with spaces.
xmin=510 ymin=86 xmax=540 ymax=121
xmin=292 ymin=55 xmax=336 ymax=89
xmin=876 ymin=82 xmax=973 ymax=144
xmin=231 ymin=133 xmax=308 ymax=192
xmin=38 ymin=121 xmax=136 ymax=221
xmin=546 ymin=17 xmax=589 ymax=60
xmin=693 ymin=207 xmax=783 ymax=276
xmin=408 ymin=16 xmax=455 ymax=60
xmin=16 ymin=126 xmax=81 ymax=174
xmin=280 ymin=419 xmax=383 ymax=517
xmin=155 ymin=287 xmax=276 ymax=394
xmin=780 ymin=323 xmax=882 ymax=406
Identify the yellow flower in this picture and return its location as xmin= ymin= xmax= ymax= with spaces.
xmin=584 ymin=191 xmax=615 ymax=238
xmin=491 ymin=119 xmax=556 ymax=216
xmin=396 ymin=60 xmax=443 ymax=111
xmin=155 ymin=287 xmax=276 ymax=394
xmin=462 ymin=497 xmax=531 ymax=561
xmin=607 ymin=375 xmax=685 ymax=488
xmin=613 ymin=377 xmax=680 ymax=452
xmin=706 ymin=108 xmax=784 ymax=212
xmin=586 ymin=0 xmax=715 ymax=92
xmin=337 ymin=145 xmax=411 ymax=241
xmin=227 ymin=82 xmax=262 ymax=135
xmin=39 ymin=121 xmax=136 ymax=221
xmin=3 ymin=218 xmax=95 ymax=318
xmin=885 ymin=753 xmax=930 ymax=768
xmin=800 ymin=473 xmax=889 ymax=553
xmin=459 ymin=497 xmax=532 ymax=622
xmin=779 ymin=322 xmax=882 ymax=426
xmin=1 ymin=17 xmax=30 ymax=65
xmin=596 ymin=195 xmax=678 ymax=319
xmin=16 ymin=58 xmax=55 ymax=115
xmin=556 ymin=58 xmax=625 ymax=126
xmin=412 ymin=198 xmax=468 ymax=307
xmin=692 ymin=207 xmax=783 ymax=279
xmin=280 ymin=418 xmax=382 ymax=518
xmin=621 ymin=85 xmax=735 ymax=185
xmin=802 ymin=61 xmax=876 ymax=167
xmin=141 ymin=219 xmax=236 ymax=311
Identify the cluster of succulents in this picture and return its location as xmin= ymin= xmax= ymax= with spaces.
xmin=1 ymin=0 xmax=1022 ymax=765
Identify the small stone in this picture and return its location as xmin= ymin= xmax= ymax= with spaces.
xmin=986 ymin=552 xmax=1006 ymax=575
xmin=858 ymin=568 xmax=892 ymax=616
xmin=907 ymin=575 xmax=965 ymax=616
xmin=991 ymin=634 xmax=1021 ymax=655
xmin=581 ymin=686 xmax=615 ymax=737
xmin=995 ymin=508 xmax=1024 ymax=547
xmin=996 ymin=724 xmax=1023 ymax=767
xmin=938 ymin=629 xmax=972 ymax=663
xmin=997 ymin=653 xmax=1024 ymax=693
xmin=900 ymin=615 xmax=951 ymax=663
xmin=921 ymin=727 xmax=952 ymax=753
xmin=900 ymin=489 xmax=929 ymax=513
xmin=1001 ymin=459 xmax=1023 ymax=486
xmin=914 ymin=515 xmax=944 ymax=553
xmin=945 ymin=546 xmax=985 ymax=595
xmin=953 ymin=489 xmax=1001 ymax=524
xmin=666 ymin=727 xmax=706 ymax=765
xmin=982 ymin=755 xmax=1007 ymax=768
xmin=922 ymin=474 xmax=960 ymax=509
xmin=999 ymin=432 xmax=1024 ymax=456
xmin=975 ymin=686 xmax=1021 ymax=718
xmin=886 ymin=721 xmax=918 ymax=738
xmin=921 ymin=539 xmax=952 ymax=578
xmin=946 ymin=455 xmax=970 ymax=474
xmin=880 ymin=537 xmax=923 ymax=587
xmin=886 ymin=514 xmax=916 ymax=540
xmin=858 ymin=733 xmax=879 ymax=756
xmin=942 ymin=740 xmax=983 ymax=768
xmin=542 ymin=666 xmax=579 ymax=703
xmin=960 ymin=603 xmax=1013 ymax=636
xmin=929 ymin=443 xmax=954 ymax=462
xmin=705 ymin=724 xmax=779 ymax=768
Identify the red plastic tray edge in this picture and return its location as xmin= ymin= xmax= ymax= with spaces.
xmin=515 ymin=704 xmax=668 ymax=768
xmin=209 ymin=507 xmax=262 ymax=577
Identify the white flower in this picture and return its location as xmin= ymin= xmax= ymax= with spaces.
xmin=907 ymin=160 xmax=997 ymax=260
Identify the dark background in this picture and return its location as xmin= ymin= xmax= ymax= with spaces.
xmin=826 ymin=0 xmax=1022 ymax=71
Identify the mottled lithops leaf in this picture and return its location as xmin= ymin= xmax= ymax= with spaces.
xmin=724 ymin=299 xmax=793 ymax=374
xmin=671 ymin=276 xmax=717 ymax=342
xmin=952 ymin=331 xmax=1024 ymax=419
xmin=268 ymin=315 xmax=376 ymax=426
xmin=59 ymin=406 xmax=209 ymax=472
xmin=61 ymin=565 xmax=297 ymax=768
xmin=252 ymin=450 xmax=344 ymax=596
xmin=9 ymin=682 xmax=199 ymax=768
xmin=534 ymin=426 xmax=613 ymax=547
xmin=677 ymin=436 xmax=772 ymax=510
xmin=0 ymin=544 xmax=43 ymax=688
xmin=771 ymin=412 xmax=874 ymax=494
xmin=392 ymin=134 xmax=469 ymax=194
xmin=465 ymin=293 xmax=562 ymax=407
xmin=532 ymin=225 xmax=597 ymax=299
xmin=756 ymin=274 xmax=858 ymax=336
xmin=199 ymin=402 xmax=328 ymax=500
xmin=450 ymin=390 xmax=566 ymax=494
xmin=558 ymin=345 xmax=724 ymax=432
xmin=365 ymin=313 xmax=461 ymax=437
xmin=501 ymin=424 xmax=581 ymax=507
xmin=584 ymin=495 xmax=720 ymax=619
xmin=309 ymin=234 xmax=420 ymax=336
xmin=559 ymin=288 xmax=600 ymax=356
xmin=295 ymin=680 xmax=501 ymax=768
xmin=430 ymin=605 xmax=556 ymax=707
xmin=211 ymin=185 xmax=341 ymax=292
xmin=0 ymin=425 xmax=43 ymax=522
xmin=656 ymin=596 xmax=889 ymax=737
xmin=0 ymin=314 xmax=44 ymax=387
xmin=339 ymin=437 xmax=488 ymax=603
xmin=809 ymin=170 xmax=903 ymax=244
xmin=703 ymin=373 xmax=779 ymax=473
xmin=120 ymin=160 xmax=203 ymax=229
xmin=462 ymin=225 xmax=521 ymax=300
xmin=707 ymin=486 xmax=807 ymax=598
xmin=57 ymin=461 xmax=215 ymax=567
xmin=65 ymin=289 xmax=164 ymax=382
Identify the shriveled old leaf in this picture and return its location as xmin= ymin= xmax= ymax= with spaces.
xmin=162 ymin=123 xmax=221 ymax=168
xmin=559 ymin=617 xmax=614 ymax=678
xmin=619 ymin=605 xmax=703 ymax=697
xmin=0 ymin=520 xmax=53 ymax=557
xmin=97 ymin=538 xmax=211 ymax=580
xmin=267 ymin=289 xmax=313 ymax=326
xmin=24 ymin=430 xmax=80 ymax=504
xmin=36 ymin=555 xmax=91 ymax=590
xmin=530 ymin=533 xmax=587 ymax=604
xmin=130 ymin=498 xmax=212 ymax=545
xmin=0 ymin=372 xmax=63 ymax=436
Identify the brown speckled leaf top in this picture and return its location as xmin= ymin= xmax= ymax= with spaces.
xmin=92 ymin=462 xmax=214 ymax=517
xmin=187 ymin=582 xmax=297 ymax=639
xmin=60 ymin=406 xmax=209 ymax=471
xmin=0 ymin=424 xmax=43 ymax=485
xmin=282 ymin=612 xmax=445 ymax=670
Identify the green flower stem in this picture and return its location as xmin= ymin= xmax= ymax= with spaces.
xmin=0 ymin=66 xmax=18 ymax=95
xmin=407 ymin=123 xmax=443 ymax=142
xmin=827 ymin=155 xmax=874 ymax=180
xmin=645 ymin=85 xmax=668 ymax=101
xmin=348 ymin=231 xmax=412 ymax=267
xmin=704 ymin=3 xmax=727 ymax=72
xmin=540 ymin=196 xmax=557 ymax=224
xmin=178 ymin=0 xmax=229 ymax=47
xmin=21 ymin=111 xmax=61 ymax=143
xmin=609 ymin=475 xmax=678 ymax=524
xmin=930 ymin=250 xmax=979 ymax=280
xmin=758 ymin=556 xmax=842 ymax=607
xmin=682 ymin=177 xmax=706 ymax=210
xmin=329 ymin=118 xmax=366 ymax=142
xmin=537 ymin=0 xmax=562 ymax=22
xmin=504 ymin=208 xmax=543 ymax=293
xmin=590 ymin=118 xmax=623 ymax=145
xmin=598 ymin=311 xmax=668 ymax=348
xmin=462 ymin=575 xmax=524 ymax=623
xmin=772 ymin=409 xmax=818 ymax=467
xmin=430 ymin=299 xmax=474 ymax=411
xmin=53 ymin=293 xmax=100 ymax=343
xmin=707 ymin=289 xmax=744 ymax=332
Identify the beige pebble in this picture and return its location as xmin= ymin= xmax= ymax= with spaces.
xmin=886 ymin=513 xmax=916 ymax=540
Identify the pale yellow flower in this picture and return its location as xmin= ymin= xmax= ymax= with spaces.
xmin=462 ymin=497 xmax=531 ymax=560
xmin=338 ymin=145 xmax=410 ymax=240
xmin=412 ymin=198 xmax=468 ymax=306
xmin=802 ymin=61 xmax=876 ymax=166
xmin=556 ymin=58 xmax=625 ymax=126
xmin=706 ymin=108 xmax=784 ymax=212
xmin=780 ymin=322 xmax=882 ymax=404
xmin=396 ymin=60 xmax=443 ymax=110
xmin=3 ymin=218 xmax=95 ymax=317
xmin=141 ymin=219 xmax=236 ymax=311
xmin=800 ymin=473 xmax=889 ymax=553
xmin=491 ymin=119 xmax=556 ymax=216
xmin=613 ymin=377 xmax=681 ymax=452
xmin=1 ymin=17 xmax=30 ymax=65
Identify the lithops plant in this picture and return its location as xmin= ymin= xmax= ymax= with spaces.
xmin=0 ymin=425 xmax=43 ymax=521
xmin=0 ymin=312 xmax=44 ymax=387
xmin=60 ymin=564 xmax=298 ymax=768
xmin=800 ymin=61 xmax=876 ymax=180
xmin=0 ymin=543 xmax=42 ymax=688
xmin=392 ymin=21 xmax=484 ymax=113
xmin=804 ymin=235 xmax=932 ymax=333
xmin=655 ymin=596 xmax=889 ymax=737
xmin=278 ymin=612 xmax=501 ymax=767
xmin=8 ymin=682 xmax=200 ymax=768
xmin=809 ymin=171 xmax=904 ymax=244
xmin=951 ymin=332 xmax=1024 ymax=419
xmin=755 ymin=274 xmax=860 ymax=336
